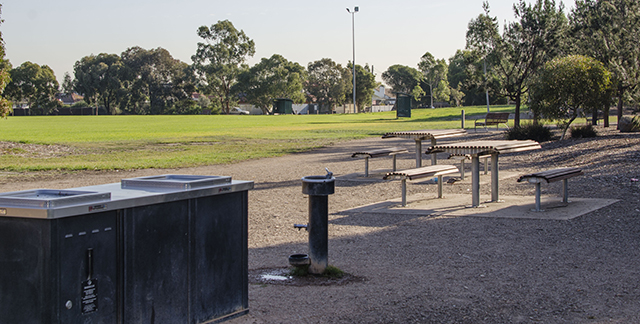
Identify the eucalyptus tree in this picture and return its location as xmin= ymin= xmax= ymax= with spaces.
xmin=570 ymin=0 xmax=640 ymax=128
xmin=5 ymin=62 xmax=60 ymax=115
xmin=191 ymin=20 xmax=255 ymax=114
xmin=120 ymin=47 xmax=195 ymax=114
xmin=418 ymin=52 xmax=448 ymax=108
xmin=73 ymin=53 xmax=125 ymax=115
xmin=381 ymin=64 xmax=425 ymax=101
xmin=466 ymin=0 xmax=568 ymax=127
xmin=305 ymin=58 xmax=351 ymax=113
xmin=233 ymin=54 xmax=306 ymax=114
xmin=346 ymin=63 xmax=377 ymax=112
xmin=0 ymin=5 xmax=11 ymax=118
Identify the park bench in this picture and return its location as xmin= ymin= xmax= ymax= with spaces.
xmin=517 ymin=167 xmax=584 ymax=211
xmin=352 ymin=147 xmax=408 ymax=177
xmin=383 ymin=164 xmax=459 ymax=207
xmin=447 ymin=153 xmax=490 ymax=180
xmin=474 ymin=112 xmax=510 ymax=131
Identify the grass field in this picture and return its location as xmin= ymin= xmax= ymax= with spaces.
xmin=0 ymin=106 xmax=516 ymax=171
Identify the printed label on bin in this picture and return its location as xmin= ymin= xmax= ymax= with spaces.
xmin=81 ymin=279 xmax=98 ymax=314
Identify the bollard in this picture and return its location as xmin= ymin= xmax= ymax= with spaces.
xmin=461 ymin=109 xmax=465 ymax=129
xmin=300 ymin=169 xmax=335 ymax=274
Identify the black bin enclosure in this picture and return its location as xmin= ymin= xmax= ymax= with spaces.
xmin=273 ymin=98 xmax=293 ymax=114
xmin=0 ymin=174 xmax=253 ymax=324
xmin=396 ymin=93 xmax=412 ymax=118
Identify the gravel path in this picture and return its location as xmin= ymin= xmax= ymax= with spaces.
xmin=2 ymin=126 xmax=639 ymax=323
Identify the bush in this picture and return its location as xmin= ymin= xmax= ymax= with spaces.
xmin=505 ymin=123 xmax=553 ymax=142
xmin=570 ymin=124 xmax=597 ymax=138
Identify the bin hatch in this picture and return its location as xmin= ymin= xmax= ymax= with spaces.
xmin=0 ymin=190 xmax=111 ymax=209
xmin=120 ymin=174 xmax=232 ymax=190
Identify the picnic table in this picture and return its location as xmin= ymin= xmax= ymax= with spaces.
xmin=427 ymin=140 xmax=541 ymax=207
xmin=382 ymin=129 xmax=467 ymax=167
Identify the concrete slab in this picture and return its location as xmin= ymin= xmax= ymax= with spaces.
xmin=337 ymin=193 xmax=619 ymax=221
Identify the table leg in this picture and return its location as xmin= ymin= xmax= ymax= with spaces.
xmin=472 ymin=155 xmax=480 ymax=207
xmin=490 ymin=153 xmax=499 ymax=202
xmin=431 ymin=138 xmax=437 ymax=165
xmin=415 ymin=140 xmax=422 ymax=167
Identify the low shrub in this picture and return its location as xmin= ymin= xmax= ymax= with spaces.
xmin=505 ymin=123 xmax=553 ymax=142
xmin=570 ymin=124 xmax=597 ymax=138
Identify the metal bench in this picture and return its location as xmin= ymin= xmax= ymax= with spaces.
xmin=517 ymin=167 xmax=584 ymax=211
xmin=383 ymin=164 xmax=459 ymax=207
xmin=352 ymin=147 xmax=408 ymax=177
xmin=474 ymin=112 xmax=510 ymax=131
xmin=447 ymin=154 xmax=490 ymax=180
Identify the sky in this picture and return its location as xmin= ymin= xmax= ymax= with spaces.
xmin=3 ymin=0 xmax=573 ymax=84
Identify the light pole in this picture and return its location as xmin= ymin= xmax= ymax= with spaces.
xmin=346 ymin=6 xmax=358 ymax=113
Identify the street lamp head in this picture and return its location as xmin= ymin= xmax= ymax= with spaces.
xmin=354 ymin=6 xmax=359 ymax=12
xmin=346 ymin=8 xmax=350 ymax=13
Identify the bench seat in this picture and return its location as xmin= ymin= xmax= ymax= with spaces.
xmin=475 ymin=112 xmax=510 ymax=131
xmin=352 ymin=147 xmax=408 ymax=177
xmin=384 ymin=164 xmax=459 ymax=207
xmin=517 ymin=167 xmax=583 ymax=211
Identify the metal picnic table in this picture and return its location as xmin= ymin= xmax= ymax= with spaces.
xmin=382 ymin=129 xmax=467 ymax=167
xmin=426 ymin=140 xmax=541 ymax=207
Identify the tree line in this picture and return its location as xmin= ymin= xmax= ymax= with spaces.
xmin=0 ymin=0 xmax=638 ymax=123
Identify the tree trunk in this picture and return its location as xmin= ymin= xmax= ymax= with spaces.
xmin=514 ymin=95 xmax=521 ymax=128
xmin=617 ymin=90 xmax=624 ymax=130
xmin=603 ymin=106 xmax=610 ymax=128
xmin=592 ymin=109 xmax=598 ymax=126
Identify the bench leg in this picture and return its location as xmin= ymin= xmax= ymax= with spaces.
xmin=472 ymin=156 xmax=480 ymax=207
xmin=364 ymin=156 xmax=369 ymax=177
xmin=437 ymin=175 xmax=443 ymax=198
xmin=415 ymin=140 xmax=422 ymax=167
xmin=460 ymin=160 xmax=465 ymax=180
xmin=535 ymin=182 xmax=542 ymax=212
xmin=490 ymin=153 xmax=499 ymax=202
xmin=483 ymin=157 xmax=488 ymax=175
xmin=401 ymin=178 xmax=407 ymax=207
xmin=431 ymin=138 xmax=437 ymax=165
xmin=392 ymin=155 xmax=397 ymax=172
xmin=562 ymin=179 xmax=569 ymax=203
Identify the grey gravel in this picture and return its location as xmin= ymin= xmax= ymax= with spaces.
xmin=2 ymin=125 xmax=639 ymax=324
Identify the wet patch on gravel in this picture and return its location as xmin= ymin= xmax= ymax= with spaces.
xmin=249 ymin=267 xmax=366 ymax=286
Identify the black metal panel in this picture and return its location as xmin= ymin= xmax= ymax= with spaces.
xmin=0 ymin=217 xmax=53 ymax=324
xmin=57 ymin=211 xmax=118 ymax=324
xmin=123 ymin=200 xmax=190 ymax=323
xmin=191 ymin=192 xmax=248 ymax=323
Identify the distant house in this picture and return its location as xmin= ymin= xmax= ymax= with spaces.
xmin=372 ymin=85 xmax=394 ymax=105
xmin=56 ymin=93 xmax=84 ymax=106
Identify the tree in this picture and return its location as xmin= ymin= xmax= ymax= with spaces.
xmin=305 ymin=58 xmax=351 ymax=113
xmin=448 ymin=49 xmax=502 ymax=106
xmin=570 ymin=0 xmax=640 ymax=128
xmin=233 ymin=54 xmax=306 ymax=114
xmin=346 ymin=63 xmax=377 ymax=112
xmin=191 ymin=20 xmax=255 ymax=114
xmin=418 ymin=52 xmax=448 ymax=108
xmin=73 ymin=53 xmax=125 ymax=115
xmin=120 ymin=47 xmax=195 ymax=114
xmin=61 ymin=72 xmax=74 ymax=95
xmin=529 ymin=55 xmax=612 ymax=139
xmin=381 ymin=65 xmax=425 ymax=101
xmin=466 ymin=0 xmax=568 ymax=127
xmin=0 ymin=4 xmax=10 ymax=118
xmin=5 ymin=62 xmax=60 ymax=115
